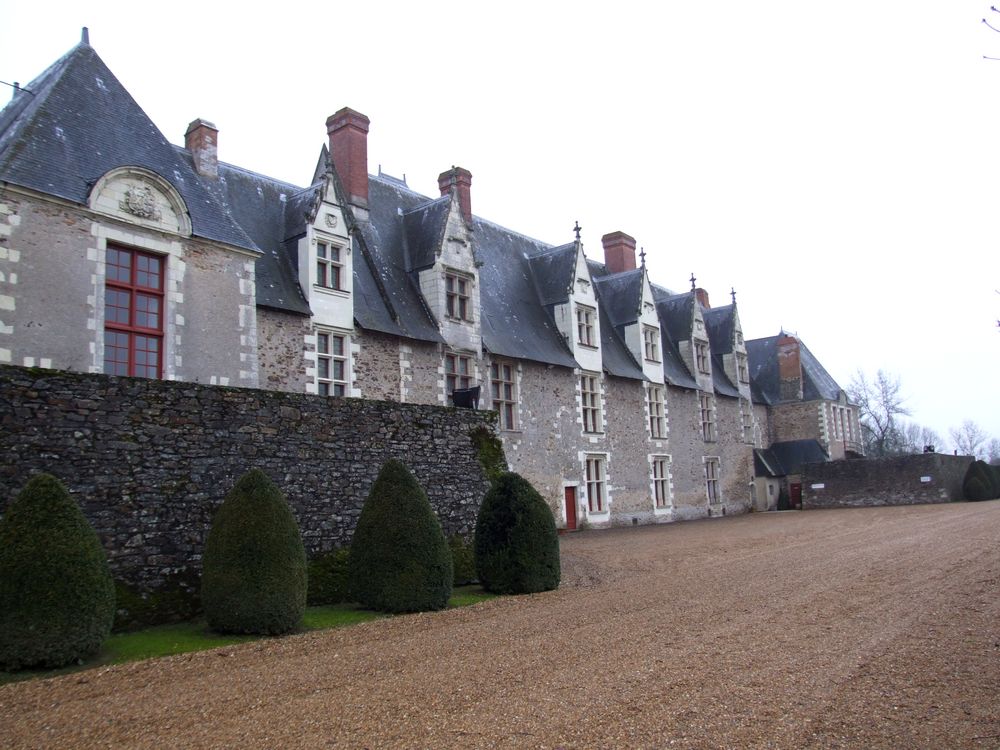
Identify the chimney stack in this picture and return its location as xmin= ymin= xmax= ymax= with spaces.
xmin=327 ymin=107 xmax=370 ymax=207
xmin=695 ymin=288 xmax=711 ymax=309
xmin=438 ymin=166 xmax=473 ymax=226
xmin=777 ymin=333 xmax=803 ymax=401
xmin=601 ymin=231 xmax=637 ymax=274
xmin=185 ymin=119 xmax=218 ymax=179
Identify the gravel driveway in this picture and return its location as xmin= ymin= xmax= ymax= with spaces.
xmin=2 ymin=501 xmax=999 ymax=749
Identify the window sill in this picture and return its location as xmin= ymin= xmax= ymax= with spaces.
xmin=314 ymin=286 xmax=350 ymax=299
xmin=578 ymin=343 xmax=599 ymax=350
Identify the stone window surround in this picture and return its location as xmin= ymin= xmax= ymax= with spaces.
xmin=704 ymin=456 xmax=722 ymax=505
xmin=103 ymin=244 xmax=164 ymax=379
xmin=490 ymin=358 xmax=518 ymax=431
xmin=315 ymin=240 xmax=344 ymax=292
xmin=580 ymin=371 xmax=603 ymax=434
xmin=643 ymin=325 xmax=660 ymax=362
xmin=647 ymin=383 xmax=666 ymax=440
xmin=584 ymin=452 xmax=609 ymax=515
xmin=651 ymin=454 xmax=673 ymax=511
xmin=445 ymin=350 xmax=476 ymax=398
xmin=312 ymin=233 xmax=349 ymax=299
xmin=315 ymin=328 xmax=349 ymax=396
xmin=576 ymin=304 xmax=596 ymax=348
xmin=445 ymin=271 xmax=473 ymax=322
xmin=695 ymin=338 xmax=710 ymax=374
xmin=700 ymin=391 xmax=716 ymax=442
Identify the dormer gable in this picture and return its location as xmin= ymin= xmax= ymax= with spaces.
xmin=549 ymin=238 xmax=602 ymax=372
xmin=297 ymin=172 xmax=353 ymax=330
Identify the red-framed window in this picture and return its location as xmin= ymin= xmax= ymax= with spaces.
xmin=104 ymin=245 xmax=164 ymax=378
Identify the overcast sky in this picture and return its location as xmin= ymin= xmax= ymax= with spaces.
xmin=2 ymin=2 xmax=998 ymax=446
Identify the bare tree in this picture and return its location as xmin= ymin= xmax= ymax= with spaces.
xmin=899 ymin=422 xmax=942 ymax=454
xmin=950 ymin=420 xmax=991 ymax=459
xmin=847 ymin=369 xmax=911 ymax=457
xmin=987 ymin=438 xmax=1000 ymax=464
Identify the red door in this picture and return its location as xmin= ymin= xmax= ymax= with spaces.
xmin=564 ymin=486 xmax=578 ymax=531
xmin=790 ymin=482 xmax=802 ymax=510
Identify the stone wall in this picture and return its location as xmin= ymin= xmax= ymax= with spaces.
xmin=256 ymin=307 xmax=311 ymax=393
xmin=801 ymin=454 xmax=973 ymax=509
xmin=0 ymin=365 xmax=495 ymax=592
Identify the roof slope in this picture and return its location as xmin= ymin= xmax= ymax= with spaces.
xmin=754 ymin=439 xmax=830 ymax=477
xmin=591 ymin=266 xmax=643 ymax=328
xmin=476 ymin=220 xmax=578 ymax=368
xmin=526 ymin=243 xmax=577 ymax=306
xmin=746 ymin=334 xmax=844 ymax=404
xmin=0 ymin=40 xmax=255 ymax=253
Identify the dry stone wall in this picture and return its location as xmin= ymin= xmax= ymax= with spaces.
xmin=0 ymin=365 xmax=495 ymax=592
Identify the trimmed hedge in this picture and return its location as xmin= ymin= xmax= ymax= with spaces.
xmin=201 ymin=469 xmax=307 ymax=635
xmin=963 ymin=460 xmax=1000 ymax=501
xmin=348 ymin=459 xmax=453 ymax=613
xmin=307 ymin=548 xmax=350 ymax=606
xmin=474 ymin=472 xmax=560 ymax=595
xmin=0 ymin=474 xmax=115 ymax=670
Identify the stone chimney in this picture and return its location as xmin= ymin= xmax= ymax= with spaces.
xmin=327 ymin=107 xmax=370 ymax=207
xmin=185 ymin=119 xmax=218 ymax=179
xmin=695 ymin=288 xmax=711 ymax=309
xmin=601 ymin=231 xmax=636 ymax=274
xmin=777 ymin=333 xmax=803 ymax=401
xmin=438 ymin=166 xmax=473 ymax=225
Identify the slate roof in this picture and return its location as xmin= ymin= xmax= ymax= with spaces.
xmin=475 ymin=221 xmax=579 ymax=368
xmin=745 ymin=334 xmax=844 ymax=405
xmin=0 ymin=40 xmax=256 ymax=253
xmin=754 ymin=439 xmax=830 ymax=477
xmin=655 ymin=290 xmax=697 ymax=344
xmin=703 ymin=305 xmax=736 ymax=355
xmin=591 ymin=266 xmax=643 ymax=328
xmin=526 ymin=243 xmax=577 ymax=306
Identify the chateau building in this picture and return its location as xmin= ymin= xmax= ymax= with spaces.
xmin=0 ymin=33 xmax=860 ymax=527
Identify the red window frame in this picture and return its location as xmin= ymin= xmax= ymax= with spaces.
xmin=104 ymin=245 xmax=164 ymax=378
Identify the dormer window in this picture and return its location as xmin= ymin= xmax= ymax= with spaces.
xmin=446 ymin=273 xmax=472 ymax=321
xmin=316 ymin=241 xmax=343 ymax=291
xmin=737 ymin=353 xmax=749 ymax=383
xmin=643 ymin=326 xmax=660 ymax=362
xmin=695 ymin=340 xmax=710 ymax=374
xmin=577 ymin=305 xmax=596 ymax=347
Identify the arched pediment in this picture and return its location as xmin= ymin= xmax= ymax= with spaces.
xmin=88 ymin=167 xmax=192 ymax=236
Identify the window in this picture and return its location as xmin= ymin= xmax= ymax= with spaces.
xmin=316 ymin=241 xmax=343 ymax=291
xmin=741 ymin=401 xmax=754 ymax=443
xmin=652 ymin=456 xmax=671 ymax=509
xmin=445 ymin=352 xmax=474 ymax=395
xmin=581 ymin=373 xmax=603 ymax=433
xmin=585 ymin=455 xmax=606 ymax=513
xmin=700 ymin=392 xmax=716 ymax=442
xmin=737 ymin=352 xmax=749 ymax=383
xmin=104 ymin=245 xmax=163 ymax=378
xmin=695 ymin=340 xmax=710 ymax=374
xmin=576 ymin=305 xmax=595 ymax=347
xmin=316 ymin=331 xmax=348 ymax=396
xmin=647 ymin=385 xmax=666 ymax=439
xmin=491 ymin=360 xmax=517 ymax=430
xmin=643 ymin=326 xmax=660 ymax=362
xmin=446 ymin=273 xmax=472 ymax=321
xmin=705 ymin=458 xmax=721 ymax=504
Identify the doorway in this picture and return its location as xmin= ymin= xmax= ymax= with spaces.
xmin=564 ymin=486 xmax=578 ymax=531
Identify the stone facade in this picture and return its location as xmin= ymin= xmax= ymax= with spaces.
xmin=256 ymin=307 xmax=312 ymax=393
xmin=801 ymin=453 xmax=972 ymax=509
xmin=0 ymin=365 xmax=494 ymax=591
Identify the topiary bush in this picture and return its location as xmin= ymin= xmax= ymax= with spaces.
xmin=0 ymin=473 xmax=115 ymax=670
xmin=348 ymin=459 xmax=453 ymax=613
xmin=201 ymin=469 xmax=307 ymax=635
xmin=307 ymin=548 xmax=350 ymax=606
xmin=449 ymin=535 xmax=477 ymax=586
xmin=964 ymin=460 xmax=1000 ymax=501
xmin=474 ymin=472 xmax=560 ymax=595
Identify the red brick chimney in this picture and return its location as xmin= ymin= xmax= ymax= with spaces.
xmin=695 ymin=288 xmax=711 ymax=309
xmin=438 ymin=166 xmax=473 ymax=225
xmin=601 ymin=231 xmax=636 ymax=274
xmin=326 ymin=107 xmax=370 ymax=207
xmin=777 ymin=333 xmax=803 ymax=401
xmin=185 ymin=119 xmax=218 ymax=178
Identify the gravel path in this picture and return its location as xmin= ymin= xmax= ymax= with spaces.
xmin=2 ymin=501 xmax=999 ymax=749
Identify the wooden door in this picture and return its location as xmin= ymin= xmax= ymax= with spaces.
xmin=564 ymin=486 xmax=577 ymax=531
xmin=790 ymin=482 xmax=802 ymax=510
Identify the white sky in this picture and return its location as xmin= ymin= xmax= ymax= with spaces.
xmin=2 ymin=1 xmax=998 ymax=446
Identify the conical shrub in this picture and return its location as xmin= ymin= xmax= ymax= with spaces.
xmin=964 ymin=460 xmax=999 ymax=501
xmin=0 ymin=474 xmax=115 ymax=670
xmin=474 ymin=472 xmax=560 ymax=594
xmin=348 ymin=459 xmax=453 ymax=613
xmin=201 ymin=469 xmax=307 ymax=635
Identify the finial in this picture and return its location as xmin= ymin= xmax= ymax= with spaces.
xmin=690 ymin=272 xmax=696 ymax=291
xmin=81 ymin=27 xmax=90 ymax=45
xmin=639 ymin=247 xmax=647 ymax=267
xmin=573 ymin=220 xmax=582 ymax=242
xmin=730 ymin=286 xmax=737 ymax=304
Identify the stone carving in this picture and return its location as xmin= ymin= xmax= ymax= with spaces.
xmin=120 ymin=185 xmax=162 ymax=221
xmin=324 ymin=213 xmax=338 ymax=229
